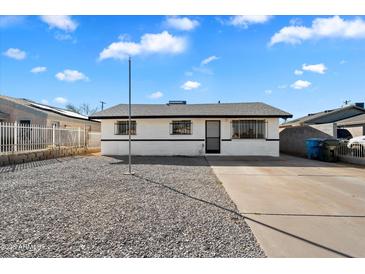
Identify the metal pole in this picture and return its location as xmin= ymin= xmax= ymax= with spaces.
xmin=100 ymin=101 xmax=106 ymax=111
xmin=14 ymin=122 xmax=18 ymax=152
xmin=125 ymin=56 xmax=134 ymax=175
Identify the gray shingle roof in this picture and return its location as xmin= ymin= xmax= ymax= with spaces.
xmin=281 ymin=105 xmax=365 ymax=127
xmin=90 ymin=102 xmax=292 ymax=119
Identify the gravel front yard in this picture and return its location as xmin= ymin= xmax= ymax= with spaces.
xmin=0 ymin=155 xmax=264 ymax=257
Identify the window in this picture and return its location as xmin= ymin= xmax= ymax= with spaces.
xmin=115 ymin=121 xmax=136 ymax=135
xmin=231 ymin=120 xmax=266 ymax=139
xmin=170 ymin=120 xmax=192 ymax=135
xmin=19 ymin=120 xmax=31 ymax=126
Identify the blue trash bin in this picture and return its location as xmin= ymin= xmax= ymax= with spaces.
xmin=305 ymin=138 xmax=322 ymax=159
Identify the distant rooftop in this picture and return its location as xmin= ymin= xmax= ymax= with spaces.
xmin=281 ymin=104 xmax=365 ymax=127
xmin=90 ymin=102 xmax=292 ymax=119
xmin=0 ymin=95 xmax=96 ymax=121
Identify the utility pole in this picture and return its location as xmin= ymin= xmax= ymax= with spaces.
xmin=124 ymin=56 xmax=134 ymax=175
xmin=343 ymin=100 xmax=351 ymax=106
xmin=100 ymin=101 xmax=106 ymax=111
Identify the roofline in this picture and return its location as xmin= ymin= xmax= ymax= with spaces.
xmin=1 ymin=95 xmax=100 ymax=123
xmin=30 ymin=104 xmax=100 ymax=123
xmin=90 ymin=114 xmax=293 ymax=119
xmin=282 ymin=105 xmax=365 ymax=125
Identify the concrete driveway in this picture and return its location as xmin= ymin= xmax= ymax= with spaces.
xmin=207 ymin=155 xmax=365 ymax=258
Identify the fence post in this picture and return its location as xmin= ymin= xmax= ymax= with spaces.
xmin=78 ymin=127 xmax=81 ymax=147
xmin=52 ymin=125 xmax=55 ymax=148
xmin=84 ymin=126 xmax=87 ymax=148
xmin=14 ymin=122 xmax=18 ymax=152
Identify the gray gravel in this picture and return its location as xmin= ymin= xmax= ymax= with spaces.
xmin=0 ymin=155 xmax=265 ymax=257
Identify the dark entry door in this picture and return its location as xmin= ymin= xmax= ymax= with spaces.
xmin=205 ymin=120 xmax=220 ymax=153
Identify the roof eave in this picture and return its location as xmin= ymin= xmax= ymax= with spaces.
xmin=90 ymin=114 xmax=293 ymax=119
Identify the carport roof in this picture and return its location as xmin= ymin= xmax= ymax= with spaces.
xmin=90 ymin=102 xmax=292 ymax=119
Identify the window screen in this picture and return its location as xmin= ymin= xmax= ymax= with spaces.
xmin=170 ymin=120 xmax=192 ymax=135
xmin=115 ymin=121 xmax=136 ymax=135
xmin=231 ymin=120 xmax=266 ymax=139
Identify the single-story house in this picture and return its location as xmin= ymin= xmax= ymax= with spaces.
xmin=90 ymin=101 xmax=292 ymax=156
xmin=0 ymin=95 xmax=100 ymax=131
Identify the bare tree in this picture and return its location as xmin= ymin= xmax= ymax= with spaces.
xmin=79 ymin=103 xmax=98 ymax=116
xmin=65 ymin=103 xmax=80 ymax=114
xmin=65 ymin=103 xmax=98 ymax=116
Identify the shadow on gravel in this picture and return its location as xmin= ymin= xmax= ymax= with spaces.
xmin=133 ymin=173 xmax=354 ymax=258
xmin=108 ymin=155 xmax=209 ymax=166
xmin=0 ymin=156 xmax=81 ymax=174
xmin=106 ymin=155 xmax=353 ymax=168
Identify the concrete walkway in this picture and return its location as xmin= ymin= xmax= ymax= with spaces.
xmin=207 ymin=155 xmax=365 ymax=258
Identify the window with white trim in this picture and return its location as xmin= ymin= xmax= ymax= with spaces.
xmin=170 ymin=120 xmax=192 ymax=135
xmin=231 ymin=120 xmax=266 ymax=139
xmin=115 ymin=121 xmax=136 ymax=135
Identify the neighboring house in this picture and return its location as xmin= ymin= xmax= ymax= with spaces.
xmin=279 ymin=103 xmax=365 ymax=156
xmin=337 ymin=114 xmax=365 ymax=137
xmin=0 ymin=95 xmax=100 ymax=131
xmin=280 ymin=103 xmax=365 ymax=134
xmin=90 ymin=101 xmax=292 ymax=156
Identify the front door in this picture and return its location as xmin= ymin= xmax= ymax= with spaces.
xmin=205 ymin=120 xmax=220 ymax=153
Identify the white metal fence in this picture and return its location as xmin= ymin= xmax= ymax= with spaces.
xmin=337 ymin=141 xmax=365 ymax=158
xmin=0 ymin=122 xmax=99 ymax=155
xmin=337 ymin=140 xmax=365 ymax=165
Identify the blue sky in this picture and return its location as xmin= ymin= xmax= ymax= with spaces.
xmin=1 ymin=15 xmax=365 ymax=119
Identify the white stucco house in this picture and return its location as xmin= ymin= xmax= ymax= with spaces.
xmin=90 ymin=101 xmax=292 ymax=156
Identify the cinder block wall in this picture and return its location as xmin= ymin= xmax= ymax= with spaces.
xmin=0 ymin=147 xmax=100 ymax=166
xmin=309 ymin=123 xmax=337 ymax=137
xmin=279 ymin=126 xmax=332 ymax=156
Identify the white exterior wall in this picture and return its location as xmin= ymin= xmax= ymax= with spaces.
xmin=101 ymin=118 xmax=280 ymax=156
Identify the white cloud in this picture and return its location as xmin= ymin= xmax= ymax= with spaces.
xmin=55 ymin=69 xmax=89 ymax=82
xmin=291 ymin=80 xmax=311 ymax=90
xmin=340 ymin=60 xmax=347 ymax=65
xmin=302 ymin=63 xmax=327 ymax=74
xmin=289 ymin=17 xmax=303 ymax=26
xmin=294 ymin=69 xmax=303 ymax=75
xmin=201 ymin=55 xmax=219 ymax=66
xmin=148 ymin=91 xmax=163 ymax=99
xmin=99 ymin=31 xmax=187 ymax=60
xmin=165 ymin=16 xmax=199 ymax=31
xmin=40 ymin=99 xmax=49 ymax=105
xmin=54 ymin=97 xmax=68 ymax=105
xmin=270 ymin=16 xmax=365 ymax=46
xmin=3 ymin=48 xmax=26 ymax=60
xmin=181 ymin=81 xmax=201 ymax=90
xmin=228 ymin=15 xmax=272 ymax=28
xmin=264 ymin=89 xmax=272 ymax=95
xmin=40 ymin=16 xmax=77 ymax=32
xmin=31 ymin=66 xmax=47 ymax=73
